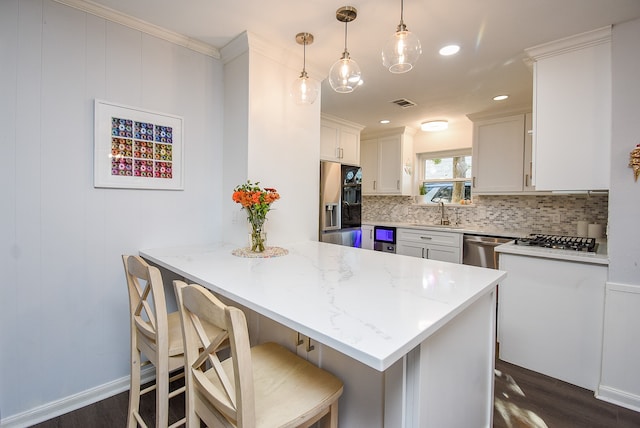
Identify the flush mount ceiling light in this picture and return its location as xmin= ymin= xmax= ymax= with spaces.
xmin=382 ymin=0 xmax=422 ymax=73
xmin=439 ymin=44 xmax=460 ymax=56
xmin=421 ymin=120 xmax=448 ymax=132
xmin=291 ymin=32 xmax=319 ymax=105
xmin=493 ymin=94 xmax=509 ymax=101
xmin=329 ymin=6 xmax=362 ymax=93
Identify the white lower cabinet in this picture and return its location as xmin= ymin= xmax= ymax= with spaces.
xmin=497 ymin=253 xmax=606 ymax=391
xmin=361 ymin=224 xmax=374 ymax=250
xmin=396 ymin=228 xmax=463 ymax=263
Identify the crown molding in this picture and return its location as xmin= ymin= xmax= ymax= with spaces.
xmin=525 ymin=26 xmax=611 ymax=61
xmin=53 ymin=0 xmax=220 ymax=58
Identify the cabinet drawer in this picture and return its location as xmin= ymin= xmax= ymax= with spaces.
xmin=397 ymin=228 xmax=462 ymax=248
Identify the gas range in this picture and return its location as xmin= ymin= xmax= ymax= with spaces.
xmin=515 ymin=234 xmax=597 ymax=253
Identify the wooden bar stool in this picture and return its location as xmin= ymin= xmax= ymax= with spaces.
xmin=122 ymin=255 xmax=224 ymax=428
xmin=173 ymin=280 xmax=344 ymax=428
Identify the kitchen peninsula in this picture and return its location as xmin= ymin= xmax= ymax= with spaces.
xmin=141 ymin=241 xmax=506 ymax=427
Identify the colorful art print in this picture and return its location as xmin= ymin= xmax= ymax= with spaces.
xmin=94 ymin=100 xmax=183 ymax=190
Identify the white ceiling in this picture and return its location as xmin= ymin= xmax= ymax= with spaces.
xmin=81 ymin=0 xmax=640 ymax=134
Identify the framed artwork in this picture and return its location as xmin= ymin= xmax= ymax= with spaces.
xmin=94 ymin=99 xmax=184 ymax=190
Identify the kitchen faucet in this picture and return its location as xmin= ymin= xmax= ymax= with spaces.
xmin=439 ymin=202 xmax=450 ymax=225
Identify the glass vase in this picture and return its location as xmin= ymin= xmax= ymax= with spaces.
xmin=249 ymin=225 xmax=267 ymax=253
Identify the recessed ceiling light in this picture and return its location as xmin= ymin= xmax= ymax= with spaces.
xmin=421 ymin=120 xmax=448 ymax=132
xmin=439 ymin=45 xmax=460 ymax=56
xmin=493 ymin=94 xmax=509 ymax=101
xmin=379 ymin=119 xmax=390 ymax=124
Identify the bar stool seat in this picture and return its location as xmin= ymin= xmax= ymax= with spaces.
xmin=174 ymin=280 xmax=344 ymax=428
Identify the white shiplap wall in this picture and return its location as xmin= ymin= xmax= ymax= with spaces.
xmin=0 ymin=0 xmax=223 ymax=423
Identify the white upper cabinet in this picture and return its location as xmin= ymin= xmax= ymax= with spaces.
xmin=525 ymin=26 xmax=611 ymax=191
xmin=320 ymin=114 xmax=364 ymax=166
xmin=361 ymin=127 xmax=415 ymax=195
xmin=468 ymin=111 xmax=533 ymax=194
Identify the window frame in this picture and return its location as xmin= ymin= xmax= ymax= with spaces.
xmin=417 ymin=149 xmax=472 ymax=205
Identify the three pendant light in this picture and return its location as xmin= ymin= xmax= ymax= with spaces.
xmin=292 ymin=0 xmax=421 ymax=103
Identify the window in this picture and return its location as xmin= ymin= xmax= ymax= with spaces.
xmin=418 ymin=149 xmax=472 ymax=204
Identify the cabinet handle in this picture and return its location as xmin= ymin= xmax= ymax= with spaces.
xmin=340 ymin=147 xmax=344 ymax=159
xmin=306 ymin=337 xmax=315 ymax=352
xmin=420 ymin=236 xmax=433 ymax=240
xmin=525 ymin=174 xmax=529 ymax=187
xmin=421 ymin=248 xmax=425 ymax=258
xmin=373 ymin=180 xmax=377 ymax=190
xmin=473 ymin=176 xmax=476 ymax=188
xmin=296 ymin=332 xmax=304 ymax=346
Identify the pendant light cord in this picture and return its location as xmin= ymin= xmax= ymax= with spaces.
xmin=302 ymin=35 xmax=307 ymax=73
xmin=399 ymin=0 xmax=406 ymax=30
xmin=343 ymin=21 xmax=349 ymax=57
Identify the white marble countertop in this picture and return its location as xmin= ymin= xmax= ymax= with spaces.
xmin=495 ymin=241 xmax=609 ymax=265
xmin=140 ymin=241 xmax=506 ymax=371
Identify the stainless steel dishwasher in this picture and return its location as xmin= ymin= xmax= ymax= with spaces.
xmin=462 ymin=234 xmax=512 ymax=269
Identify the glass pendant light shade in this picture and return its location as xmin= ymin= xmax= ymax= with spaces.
xmin=291 ymin=71 xmax=319 ymax=105
xmin=382 ymin=0 xmax=421 ymax=73
xmin=291 ymin=33 xmax=319 ymax=105
xmin=382 ymin=28 xmax=422 ymax=73
xmin=329 ymin=6 xmax=361 ymax=93
xmin=329 ymin=54 xmax=361 ymax=93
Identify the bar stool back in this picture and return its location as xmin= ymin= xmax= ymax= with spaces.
xmin=122 ymin=255 xmax=191 ymax=428
xmin=174 ymin=280 xmax=343 ymax=428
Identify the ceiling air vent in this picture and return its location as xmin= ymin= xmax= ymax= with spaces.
xmin=391 ymin=98 xmax=417 ymax=108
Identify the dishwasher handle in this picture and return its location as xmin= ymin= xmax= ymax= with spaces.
xmin=462 ymin=235 xmax=513 ymax=268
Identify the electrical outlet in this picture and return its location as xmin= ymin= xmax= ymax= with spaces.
xmin=551 ymin=214 xmax=561 ymax=224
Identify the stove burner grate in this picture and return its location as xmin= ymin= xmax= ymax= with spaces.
xmin=515 ymin=234 xmax=597 ymax=252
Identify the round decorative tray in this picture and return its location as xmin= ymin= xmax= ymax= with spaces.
xmin=231 ymin=246 xmax=288 ymax=258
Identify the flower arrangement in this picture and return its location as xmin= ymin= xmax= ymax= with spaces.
xmin=232 ymin=181 xmax=280 ymax=252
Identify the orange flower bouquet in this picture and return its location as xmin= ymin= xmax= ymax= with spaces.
xmin=232 ymin=181 xmax=280 ymax=252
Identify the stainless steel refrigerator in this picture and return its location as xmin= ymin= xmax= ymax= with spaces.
xmin=319 ymin=161 xmax=362 ymax=247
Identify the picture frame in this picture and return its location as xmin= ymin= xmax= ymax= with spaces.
xmin=94 ymin=99 xmax=184 ymax=190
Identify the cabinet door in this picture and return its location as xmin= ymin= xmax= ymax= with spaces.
xmin=426 ymin=244 xmax=462 ymax=264
xmin=523 ymin=113 xmax=535 ymax=191
xmin=360 ymin=139 xmax=378 ymax=194
xmin=361 ymin=225 xmax=374 ymax=250
xmin=377 ymin=136 xmax=401 ymax=193
xmin=472 ymin=115 xmax=526 ymax=193
xmin=396 ymin=242 xmax=426 ymax=258
xmin=533 ymin=37 xmax=611 ymax=191
xmin=320 ymin=122 xmax=340 ymax=162
xmin=340 ymin=127 xmax=360 ymax=166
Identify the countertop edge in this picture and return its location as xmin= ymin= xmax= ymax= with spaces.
xmin=495 ymin=242 xmax=609 ymax=265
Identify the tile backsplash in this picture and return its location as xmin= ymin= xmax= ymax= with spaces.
xmin=363 ymin=194 xmax=609 ymax=237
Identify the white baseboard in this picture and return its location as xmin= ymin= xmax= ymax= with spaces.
xmin=0 ymin=366 xmax=155 ymax=428
xmin=596 ymin=384 xmax=640 ymax=412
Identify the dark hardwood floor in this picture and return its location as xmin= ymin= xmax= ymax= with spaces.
xmin=31 ymin=359 xmax=640 ymax=428
xmin=493 ymin=359 xmax=640 ymax=428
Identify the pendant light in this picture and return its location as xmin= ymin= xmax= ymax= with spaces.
xmin=382 ymin=0 xmax=422 ymax=73
xmin=328 ymin=6 xmax=362 ymax=93
xmin=291 ymin=32 xmax=319 ymax=105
